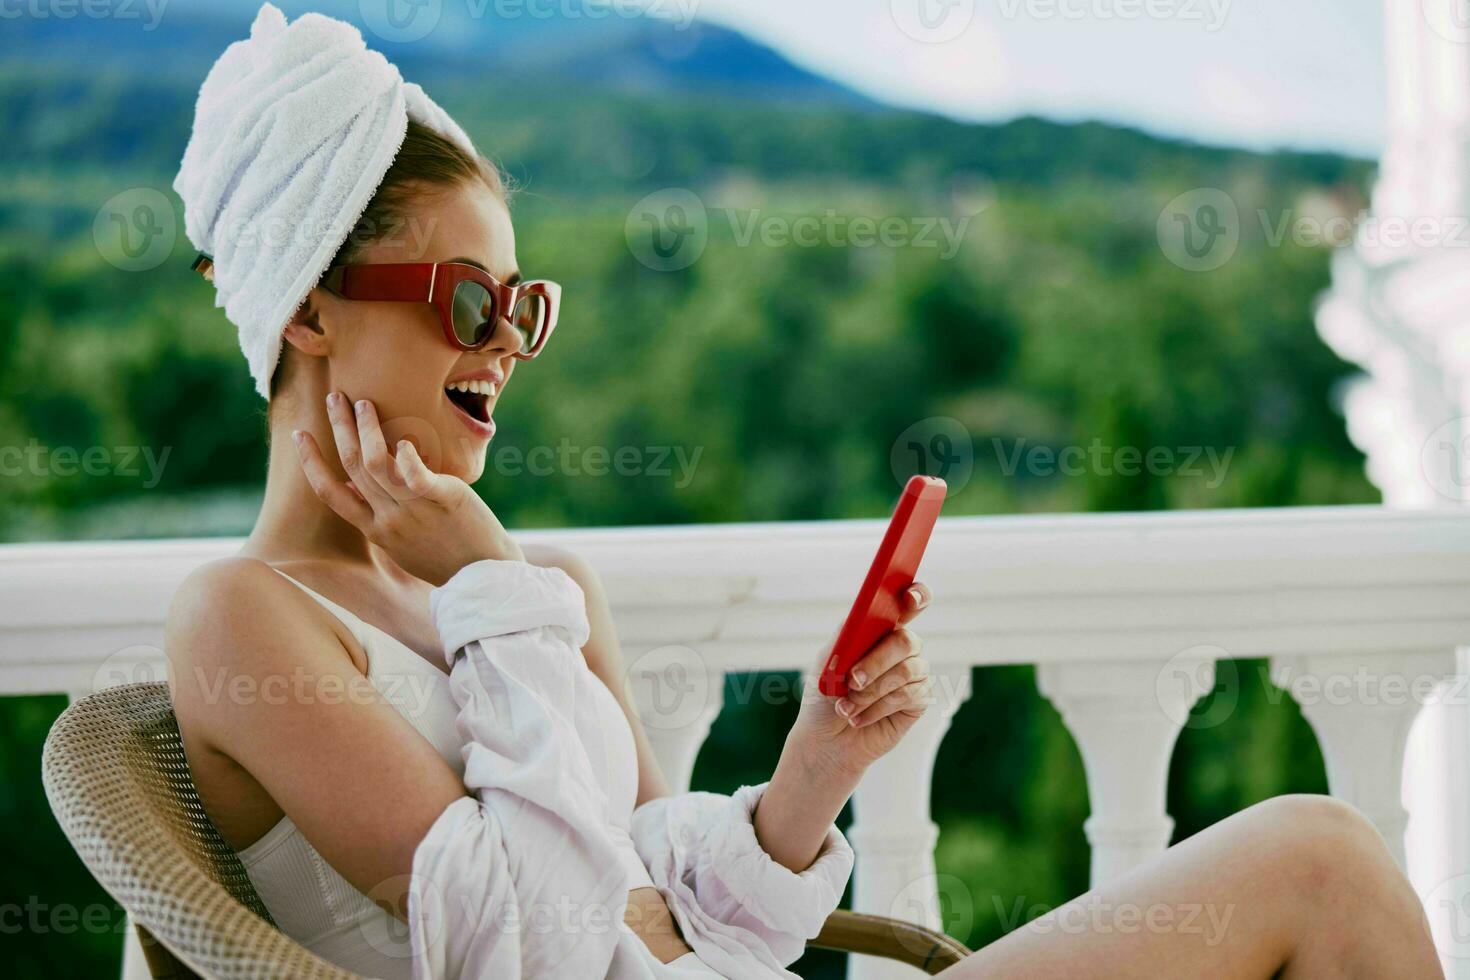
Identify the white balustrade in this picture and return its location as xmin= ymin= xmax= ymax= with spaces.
xmin=1315 ymin=7 xmax=1470 ymax=975
xmin=848 ymin=665 xmax=971 ymax=980
xmin=4 ymin=505 xmax=1470 ymax=977
xmin=1038 ymin=658 xmax=1214 ymax=886
xmin=1270 ymin=651 xmax=1460 ymax=869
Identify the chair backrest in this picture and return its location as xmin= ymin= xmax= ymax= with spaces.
xmin=41 ymin=682 xmax=358 ymax=979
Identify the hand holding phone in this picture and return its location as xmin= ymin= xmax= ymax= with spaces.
xmin=818 ymin=475 xmax=946 ymax=698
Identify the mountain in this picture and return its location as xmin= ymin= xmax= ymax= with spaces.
xmin=0 ymin=0 xmax=1370 ymax=203
xmin=0 ymin=0 xmax=869 ymax=108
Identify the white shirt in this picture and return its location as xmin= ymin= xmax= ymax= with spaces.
xmin=254 ymin=558 xmax=851 ymax=979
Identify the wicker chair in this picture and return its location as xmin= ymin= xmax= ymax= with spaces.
xmin=42 ymin=683 xmax=971 ymax=978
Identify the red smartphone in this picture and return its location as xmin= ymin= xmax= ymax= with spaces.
xmin=818 ymin=475 xmax=947 ymax=698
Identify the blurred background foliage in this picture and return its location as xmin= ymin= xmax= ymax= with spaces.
xmin=0 ymin=6 xmax=1371 ymax=977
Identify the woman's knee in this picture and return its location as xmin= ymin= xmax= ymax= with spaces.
xmin=1242 ymin=795 xmax=1397 ymax=897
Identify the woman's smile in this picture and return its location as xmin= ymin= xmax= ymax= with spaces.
xmin=443 ymin=366 xmax=503 ymax=440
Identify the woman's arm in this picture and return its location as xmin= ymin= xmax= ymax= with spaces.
xmin=166 ymin=557 xmax=471 ymax=915
xmin=754 ymin=589 xmax=933 ymax=872
xmin=519 ymin=543 xmax=673 ymax=805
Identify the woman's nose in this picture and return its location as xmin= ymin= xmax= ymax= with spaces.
xmin=481 ymin=312 xmax=523 ymax=356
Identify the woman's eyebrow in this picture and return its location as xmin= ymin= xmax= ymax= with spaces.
xmin=449 ymin=256 xmax=522 ymax=285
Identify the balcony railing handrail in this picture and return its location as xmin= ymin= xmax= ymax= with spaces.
xmin=3 ymin=505 xmax=1469 ymax=692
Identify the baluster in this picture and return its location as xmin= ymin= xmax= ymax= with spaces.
xmin=1037 ymin=656 xmax=1216 ymax=886
xmin=623 ymin=644 xmax=725 ymax=793
xmin=1269 ymin=651 xmax=1458 ymax=868
xmin=848 ymin=665 xmax=971 ymax=980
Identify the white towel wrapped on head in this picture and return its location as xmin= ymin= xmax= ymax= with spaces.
xmin=172 ymin=2 xmax=479 ymax=399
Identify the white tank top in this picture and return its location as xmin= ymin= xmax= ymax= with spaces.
xmin=236 ymin=569 xmax=656 ymax=979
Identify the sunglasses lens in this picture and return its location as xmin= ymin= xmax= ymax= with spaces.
xmin=510 ymin=294 xmax=548 ymax=354
xmin=451 ymin=280 xmax=495 ymax=347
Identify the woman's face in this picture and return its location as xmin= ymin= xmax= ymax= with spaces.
xmin=310 ymin=180 xmax=522 ymax=484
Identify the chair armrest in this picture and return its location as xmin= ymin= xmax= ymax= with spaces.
xmin=808 ymin=909 xmax=971 ymax=974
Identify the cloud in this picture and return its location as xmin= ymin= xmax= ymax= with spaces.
xmin=693 ymin=0 xmax=1387 ymax=155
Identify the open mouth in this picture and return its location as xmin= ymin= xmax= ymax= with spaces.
xmin=444 ymin=379 xmax=497 ymax=425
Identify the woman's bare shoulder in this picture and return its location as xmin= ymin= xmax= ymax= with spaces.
xmin=164 ymin=557 xmax=355 ymax=695
xmin=168 ymin=557 xmax=303 ymax=644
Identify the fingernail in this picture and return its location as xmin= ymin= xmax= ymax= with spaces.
xmin=326 ymin=392 xmax=342 ymax=411
xmin=398 ymin=440 xmax=411 ymax=453
xmin=835 ymin=698 xmax=853 ymax=717
xmin=291 ymin=429 xmax=304 ymax=446
xmin=355 ymin=399 xmax=368 ymax=416
xmin=850 ymin=669 xmax=867 ymax=690
xmin=908 ymin=587 xmax=926 ymax=607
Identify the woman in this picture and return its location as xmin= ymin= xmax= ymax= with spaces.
xmin=166 ymin=5 xmax=1443 ymax=978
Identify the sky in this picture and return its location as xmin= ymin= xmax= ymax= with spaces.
xmin=684 ymin=0 xmax=1390 ymax=156
xmin=206 ymin=0 xmax=1391 ymax=157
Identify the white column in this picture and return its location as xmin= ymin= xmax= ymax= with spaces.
xmin=1037 ymin=657 xmax=1215 ymax=886
xmin=1320 ymin=7 xmax=1470 ymax=975
xmin=848 ymin=665 xmax=971 ymax=980
xmin=121 ymin=925 xmax=150 ymax=980
xmin=623 ymin=644 xmax=725 ymax=793
xmin=1269 ymin=651 xmax=1458 ymax=868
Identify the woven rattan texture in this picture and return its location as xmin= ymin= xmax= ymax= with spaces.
xmin=42 ymin=682 xmax=359 ymax=979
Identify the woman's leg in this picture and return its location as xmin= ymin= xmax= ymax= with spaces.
xmin=940 ymin=794 xmax=1442 ymax=979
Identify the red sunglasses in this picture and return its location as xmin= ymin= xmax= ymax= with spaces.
xmin=192 ymin=255 xmax=560 ymax=358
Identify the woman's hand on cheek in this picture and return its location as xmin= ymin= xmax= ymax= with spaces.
xmin=787 ymin=584 xmax=935 ymax=781
xmin=292 ymin=391 xmax=524 ymax=585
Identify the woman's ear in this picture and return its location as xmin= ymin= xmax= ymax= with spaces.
xmin=281 ymin=289 xmax=332 ymax=358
